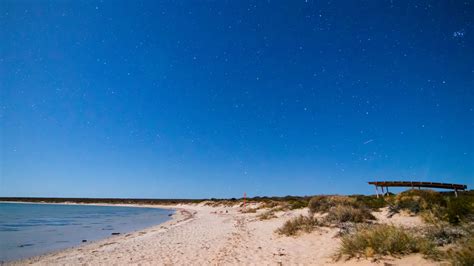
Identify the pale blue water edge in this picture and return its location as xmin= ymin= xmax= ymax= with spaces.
xmin=0 ymin=202 xmax=174 ymax=262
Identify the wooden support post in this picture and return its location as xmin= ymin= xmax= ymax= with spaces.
xmin=454 ymin=189 xmax=458 ymax=198
xmin=386 ymin=187 xmax=389 ymax=194
xmin=375 ymin=186 xmax=379 ymax=198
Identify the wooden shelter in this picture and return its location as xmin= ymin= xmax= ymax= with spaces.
xmin=368 ymin=181 xmax=467 ymax=197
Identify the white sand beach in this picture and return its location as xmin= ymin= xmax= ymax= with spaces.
xmin=7 ymin=203 xmax=440 ymax=265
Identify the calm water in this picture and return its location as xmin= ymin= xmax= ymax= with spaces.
xmin=0 ymin=202 xmax=173 ymax=262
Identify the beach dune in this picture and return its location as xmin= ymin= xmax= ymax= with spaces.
xmin=8 ymin=203 xmax=438 ymax=265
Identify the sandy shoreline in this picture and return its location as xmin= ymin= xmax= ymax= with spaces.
xmin=5 ymin=202 xmax=439 ymax=265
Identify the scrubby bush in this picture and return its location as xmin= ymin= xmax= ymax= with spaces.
xmin=288 ymin=199 xmax=308 ymax=210
xmin=324 ymin=205 xmax=375 ymax=224
xmin=308 ymin=196 xmax=356 ymax=214
xmin=308 ymin=195 xmax=376 ymax=225
xmin=350 ymin=195 xmax=388 ymax=211
xmin=446 ymin=236 xmax=474 ymax=266
xmin=241 ymin=207 xmax=257 ymax=213
xmin=335 ymin=222 xmax=357 ymax=237
xmin=392 ymin=189 xmax=446 ymax=214
xmin=338 ymin=224 xmax=438 ymax=260
xmin=423 ymin=223 xmax=469 ymax=246
xmin=445 ymin=196 xmax=473 ymax=225
xmin=261 ymin=200 xmax=280 ymax=209
xmin=276 ymin=215 xmax=319 ymax=236
xmin=205 ymin=200 xmax=240 ymax=207
xmin=389 ymin=189 xmax=474 ymax=225
xmin=258 ymin=210 xmax=277 ymax=220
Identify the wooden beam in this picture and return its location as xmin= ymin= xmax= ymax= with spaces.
xmin=368 ymin=181 xmax=467 ymax=190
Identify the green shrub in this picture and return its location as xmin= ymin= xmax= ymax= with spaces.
xmin=351 ymin=195 xmax=388 ymax=211
xmin=324 ymin=205 xmax=375 ymax=224
xmin=445 ymin=197 xmax=473 ymax=225
xmin=338 ymin=224 xmax=438 ymax=259
xmin=276 ymin=215 xmax=319 ymax=236
xmin=288 ymin=199 xmax=308 ymax=210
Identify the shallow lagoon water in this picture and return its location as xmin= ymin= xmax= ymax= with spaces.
xmin=0 ymin=202 xmax=173 ymax=262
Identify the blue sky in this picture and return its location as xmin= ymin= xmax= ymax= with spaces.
xmin=1 ymin=1 xmax=473 ymax=198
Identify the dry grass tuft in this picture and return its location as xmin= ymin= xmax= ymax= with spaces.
xmin=241 ymin=207 xmax=257 ymax=213
xmin=389 ymin=189 xmax=474 ymax=225
xmin=308 ymin=195 xmax=356 ymax=214
xmin=323 ymin=205 xmax=375 ymax=224
xmin=258 ymin=210 xmax=277 ymax=220
xmin=308 ymin=196 xmax=376 ymax=226
xmin=423 ymin=223 xmax=469 ymax=246
xmin=337 ymin=224 xmax=438 ymax=260
xmin=276 ymin=215 xmax=319 ymax=236
xmin=446 ymin=235 xmax=474 ymax=266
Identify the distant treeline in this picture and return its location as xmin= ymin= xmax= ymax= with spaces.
xmin=0 ymin=197 xmax=205 ymax=205
xmin=0 ymin=191 xmax=470 ymax=205
xmin=0 ymin=195 xmax=313 ymax=205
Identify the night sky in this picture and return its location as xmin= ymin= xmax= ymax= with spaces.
xmin=1 ymin=1 xmax=473 ymax=198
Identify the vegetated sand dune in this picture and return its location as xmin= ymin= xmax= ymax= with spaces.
xmin=9 ymin=203 xmax=439 ymax=265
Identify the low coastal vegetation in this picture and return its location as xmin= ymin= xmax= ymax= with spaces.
xmin=308 ymin=195 xmax=376 ymax=226
xmin=308 ymin=195 xmax=387 ymax=214
xmin=423 ymin=222 xmax=470 ymax=246
xmin=323 ymin=205 xmax=375 ymax=224
xmin=257 ymin=209 xmax=277 ymax=220
xmin=276 ymin=215 xmax=319 ymax=236
xmin=276 ymin=195 xmax=377 ymax=236
xmin=204 ymin=195 xmax=310 ymax=210
xmin=446 ymin=235 xmax=474 ymax=265
xmin=275 ymin=189 xmax=474 ymax=264
xmin=241 ymin=207 xmax=257 ymax=213
xmin=0 ymin=197 xmax=206 ymax=205
xmin=337 ymin=224 xmax=438 ymax=260
xmin=388 ymin=189 xmax=474 ymax=225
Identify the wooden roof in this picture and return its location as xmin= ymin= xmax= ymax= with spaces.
xmin=368 ymin=181 xmax=467 ymax=190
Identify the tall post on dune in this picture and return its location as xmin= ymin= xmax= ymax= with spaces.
xmin=243 ymin=192 xmax=246 ymax=209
